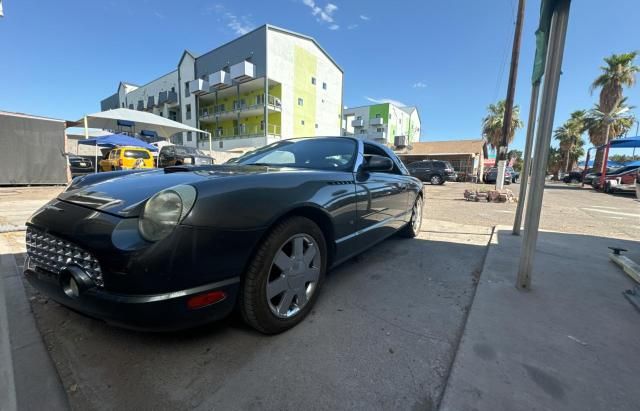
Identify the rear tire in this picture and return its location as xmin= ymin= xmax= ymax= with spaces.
xmin=239 ymin=216 xmax=327 ymax=334
xmin=430 ymin=175 xmax=443 ymax=185
xmin=399 ymin=196 xmax=423 ymax=238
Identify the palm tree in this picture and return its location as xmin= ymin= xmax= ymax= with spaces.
xmin=591 ymin=52 xmax=639 ymax=114
xmin=589 ymin=52 xmax=639 ymax=170
xmin=586 ymin=99 xmax=635 ymax=170
xmin=553 ymin=110 xmax=587 ymax=173
xmin=481 ymin=100 xmax=524 ymax=153
xmin=546 ymin=147 xmax=563 ymax=178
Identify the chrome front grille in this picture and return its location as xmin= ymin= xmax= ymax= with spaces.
xmin=25 ymin=227 xmax=104 ymax=287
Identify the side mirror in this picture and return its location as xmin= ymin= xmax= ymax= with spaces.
xmin=362 ymin=155 xmax=394 ymax=172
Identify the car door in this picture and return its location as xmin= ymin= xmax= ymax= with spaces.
xmin=413 ymin=161 xmax=429 ymax=181
xmin=354 ymin=143 xmax=410 ymax=247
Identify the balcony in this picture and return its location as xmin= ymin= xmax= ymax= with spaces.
xmin=158 ymin=91 xmax=177 ymax=105
xmin=351 ymin=119 xmax=364 ymax=127
xmin=188 ymin=79 xmax=209 ymax=96
xmin=368 ymin=131 xmax=387 ymax=141
xmin=230 ymin=61 xmax=255 ymax=82
xmin=370 ymin=117 xmax=384 ymax=126
xmin=212 ymin=124 xmax=281 ymax=139
xmin=199 ymin=97 xmax=282 ymax=121
xmin=208 ymin=70 xmax=232 ymax=90
xmin=267 ymin=95 xmax=281 ymax=110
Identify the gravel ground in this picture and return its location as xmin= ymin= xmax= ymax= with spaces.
xmin=422 ymin=181 xmax=639 ymax=241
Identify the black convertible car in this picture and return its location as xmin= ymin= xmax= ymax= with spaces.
xmin=24 ymin=137 xmax=424 ymax=333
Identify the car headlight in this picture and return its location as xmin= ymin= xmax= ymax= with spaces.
xmin=139 ymin=185 xmax=197 ymax=242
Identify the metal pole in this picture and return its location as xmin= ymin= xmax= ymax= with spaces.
xmin=497 ymin=0 xmax=526 ymax=190
xmin=599 ymin=124 xmax=611 ymax=190
xmin=512 ymin=81 xmax=540 ymax=235
xmin=581 ymin=148 xmax=591 ymax=187
xmin=516 ymin=0 xmax=571 ymax=290
xmin=208 ymin=131 xmax=212 ymax=154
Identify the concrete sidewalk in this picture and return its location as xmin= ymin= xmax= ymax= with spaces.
xmin=440 ymin=227 xmax=640 ymax=411
xmin=0 ymin=234 xmax=69 ymax=411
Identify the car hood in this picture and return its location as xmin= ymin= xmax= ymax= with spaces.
xmin=57 ymin=165 xmax=300 ymax=217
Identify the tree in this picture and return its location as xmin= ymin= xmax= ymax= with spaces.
xmin=546 ymin=147 xmax=563 ymax=178
xmin=586 ymin=99 xmax=636 ymax=170
xmin=507 ymin=149 xmax=523 ymax=172
xmin=553 ymin=110 xmax=587 ymax=173
xmin=481 ymin=100 xmax=524 ymax=152
xmin=610 ymin=153 xmax=640 ymax=164
xmin=589 ymin=52 xmax=639 ymax=170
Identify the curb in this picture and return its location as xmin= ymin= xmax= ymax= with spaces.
xmin=0 ymin=235 xmax=69 ymax=411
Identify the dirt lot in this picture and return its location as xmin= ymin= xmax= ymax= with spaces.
xmin=425 ymin=181 xmax=639 ymax=241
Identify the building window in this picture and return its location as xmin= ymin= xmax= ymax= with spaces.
xmin=187 ymin=132 xmax=192 ymax=142
xmin=377 ymin=127 xmax=384 ymax=132
xmin=322 ymin=82 xmax=327 ymax=90
xmin=184 ymin=81 xmax=190 ymax=97
xmin=315 ymin=123 xmax=318 ymax=129
xmin=256 ymin=94 xmax=265 ymax=105
xmin=171 ymin=86 xmax=175 ymax=92
xmin=219 ymin=141 xmax=224 ymax=149
xmin=375 ymin=113 xmax=381 ymax=118
xmin=298 ymin=98 xmax=304 ymax=106
xmin=121 ymin=102 xmax=125 ymax=108
xmin=160 ymin=111 xmax=163 ymax=117
xmin=356 ymin=115 xmax=362 ymax=120
xmin=301 ymin=120 xmax=305 ymax=126
xmin=360 ymin=129 xmax=365 ymax=134
xmin=260 ymin=120 xmax=265 ymax=131
xmin=311 ymin=77 xmax=316 ymax=85
xmin=186 ymin=104 xmax=191 ymax=120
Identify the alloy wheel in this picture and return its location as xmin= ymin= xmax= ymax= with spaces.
xmin=431 ymin=175 xmax=442 ymax=185
xmin=411 ymin=197 xmax=423 ymax=232
xmin=266 ymin=234 xmax=321 ymax=318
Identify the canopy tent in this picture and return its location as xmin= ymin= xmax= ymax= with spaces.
xmin=78 ymin=134 xmax=158 ymax=151
xmin=577 ymin=159 xmax=623 ymax=169
xmin=624 ymin=160 xmax=640 ymax=167
xmin=597 ymin=135 xmax=640 ymax=149
xmin=75 ymin=108 xmax=211 ymax=172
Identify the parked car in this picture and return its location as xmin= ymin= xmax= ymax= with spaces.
xmin=562 ymin=170 xmax=585 ymax=184
xmin=483 ymin=167 xmax=512 ymax=184
xmin=24 ymin=137 xmax=424 ymax=334
xmin=506 ymin=166 xmax=519 ymax=183
xmin=583 ymin=167 xmax=618 ymax=185
xmin=68 ymin=155 xmax=93 ymax=177
xmin=406 ymin=160 xmax=457 ymax=185
xmin=99 ymin=146 xmax=155 ymax=172
xmin=592 ymin=165 xmax=640 ymax=193
xmin=158 ymin=145 xmax=214 ymax=168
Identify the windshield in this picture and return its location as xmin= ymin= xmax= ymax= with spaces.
xmin=235 ymin=138 xmax=357 ymax=171
xmin=174 ymin=146 xmax=205 ymax=156
xmin=123 ymin=150 xmax=150 ymax=159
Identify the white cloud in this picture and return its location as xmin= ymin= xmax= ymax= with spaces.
xmin=302 ymin=0 xmax=339 ymax=29
xmin=365 ymin=96 xmax=407 ymax=107
xmin=206 ymin=4 xmax=254 ymax=35
xmin=412 ymin=81 xmax=427 ymax=88
xmin=359 ymin=15 xmax=370 ymax=21
xmin=347 ymin=24 xmax=359 ymax=30
xmin=225 ymin=12 xmax=254 ymax=35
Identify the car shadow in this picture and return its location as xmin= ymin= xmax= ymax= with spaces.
xmin=3 ymin=229 xmax=491 ymax=411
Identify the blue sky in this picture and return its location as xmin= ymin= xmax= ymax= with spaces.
xmin=1 ymin=0 xmax=639 ymax=153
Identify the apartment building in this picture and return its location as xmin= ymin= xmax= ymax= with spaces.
xmin=343 ymin=103 xmax=421 ymax=146
xmin=100 ymin=25 xmax=343 ymax=149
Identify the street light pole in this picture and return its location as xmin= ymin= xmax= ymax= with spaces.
xmin=497 ymin=0 xmax=526 ymax=190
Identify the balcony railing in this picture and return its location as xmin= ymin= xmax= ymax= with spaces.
xmin=370 ymin=117 xmax=384 ymax=126
xmin=211 ymin=124 xmax=281 ymax=139
xmin=158 ymin=91 xmax=178 ymax=105
xmin=199 ymin=96 xmax=282 ymax=119
xmin=351 ymin=119 xmax=364 ymax=127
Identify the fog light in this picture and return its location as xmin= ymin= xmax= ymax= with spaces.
xmin=187 ymin=291 xmax=226 ymax=310
xmin=64 ymin=277 xmax=80 ymax=298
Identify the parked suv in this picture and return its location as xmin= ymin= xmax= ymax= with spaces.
xmin=158 ymin=145 xmax=214 ymax=168
xmin=407 ymin=160 xmax=457 ymax=184
xmin=99 ymin=146 xmax=154 ymax=171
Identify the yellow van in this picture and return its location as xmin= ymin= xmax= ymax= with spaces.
xmin=99 ymin=146 xmax=154 ymax=172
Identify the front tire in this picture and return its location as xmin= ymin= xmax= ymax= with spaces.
xmin=399 ymin=196 xmax=423 ymax=238
xmin=239 ymin=216 xmax=327 ymax=334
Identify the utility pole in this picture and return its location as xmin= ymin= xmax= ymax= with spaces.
xmin=496 ymin=0 xmax=526 ymax=190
